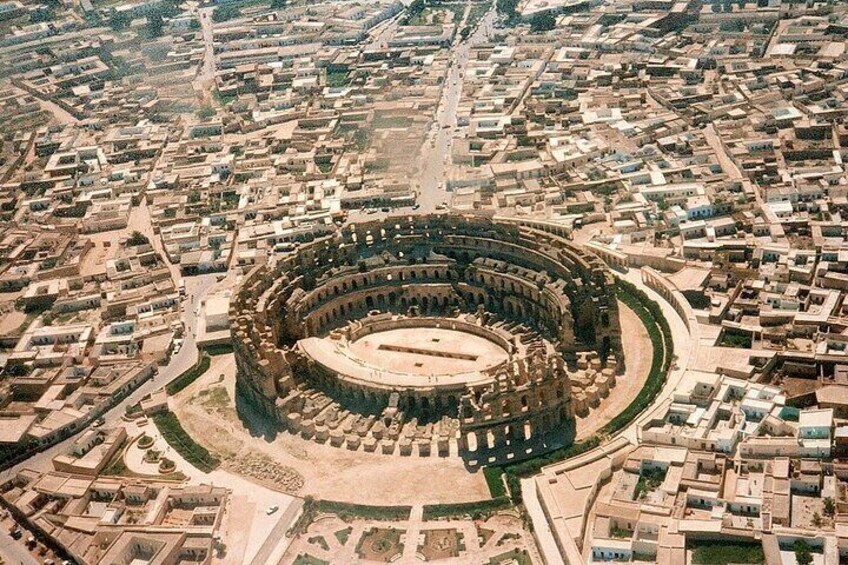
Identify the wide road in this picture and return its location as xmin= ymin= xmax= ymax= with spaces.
xmin=416 ymin=6 xmax=496 ymax=212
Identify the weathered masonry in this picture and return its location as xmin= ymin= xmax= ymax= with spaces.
xmin=231 ymin=215 xmax=622 ymax=464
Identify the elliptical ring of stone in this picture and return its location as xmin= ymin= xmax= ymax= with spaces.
xmin=231 ymin=215 xmax=624 ymax=466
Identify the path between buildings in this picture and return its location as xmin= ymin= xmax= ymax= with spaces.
xmin=401 ymin=504 xmax=425 ymax=560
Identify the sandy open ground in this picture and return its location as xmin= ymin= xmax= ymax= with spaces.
xmin=173 ymin=299 xmax=651 ymax=505
xmin=575 ymin=300 xmax=653 ymax=441
xmin=172 ymin=354 xmax=491 ymax=505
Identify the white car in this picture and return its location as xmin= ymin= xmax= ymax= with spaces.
xmin=267 ymin=505 xmax=279 ymax=515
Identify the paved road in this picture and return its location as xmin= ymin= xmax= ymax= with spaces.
xmin=0 ymin=528 xmax=39 ymax=565
xmin=416 ymin=7 xmax=496 ymax=212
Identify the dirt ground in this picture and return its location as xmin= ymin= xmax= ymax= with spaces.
xmin=172 ymin=354 xmax=491 ymax=505
xmin=791 ymin=495 xmax=831 ymax=530
xmin=0 ymin=302 xmax=27 ymax=334
xmin=172 ymin=299 xmax=652 ymax=505
xmin=574 ymin=300 xmax=653 ymax=441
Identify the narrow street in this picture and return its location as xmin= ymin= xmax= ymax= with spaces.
xmin=194 ymin=4 xmax=216 ymax=106
xmin=11 ymin=85 xmax=77 ymax=125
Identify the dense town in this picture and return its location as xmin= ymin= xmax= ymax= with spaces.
xmin=1 ymin=0 xmax=848 ymax=564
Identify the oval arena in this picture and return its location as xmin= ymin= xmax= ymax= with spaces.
xmin=231 ymin=215 xmax=625 ymax=464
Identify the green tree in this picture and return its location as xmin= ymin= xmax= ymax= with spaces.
xmin=30 ymin=6 xmax=55 ymax=23
xmin=212 ymin=5 xmax=241 ymax=22
xmin=406 ymin=0 xmax=425 ymax=21
xmin=147 ymin=11 xmax=164 ymax=37
xmin=793 ymin=540 xmax=813 ymax=565
xmin=496 ymin=0 xmax=519 ymax=23
xmin=529 ymin=11 xmax=556 ymax=32
xmin=824 ymin=497 xmax=836 ymax=517
xmin=109 ymin=10 xmax=132 ymax=30
xmin=127 ymin=231 xmax=149 ymax=246
xmin=271 ymin=0 xmax=287 ymax=8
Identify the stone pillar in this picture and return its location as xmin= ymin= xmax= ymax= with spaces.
xmin=457 ymin=432 xmax=468 ymax=452
xmin=475 ymin=430 xmax=488 ymax=452
xmin=492 ymin=427 xmax=507 ymax=449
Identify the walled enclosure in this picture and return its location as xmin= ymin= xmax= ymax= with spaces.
xmin=230 ymin=215 xmax=623 ymax=464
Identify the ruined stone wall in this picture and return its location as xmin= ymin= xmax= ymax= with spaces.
xmin=230 ymin=215 xmax=622 ymax=462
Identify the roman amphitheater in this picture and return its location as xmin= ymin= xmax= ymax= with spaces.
xmin=231 ymin=215 xmax=627 ymax=466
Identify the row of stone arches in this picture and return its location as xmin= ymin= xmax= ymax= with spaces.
xmin=314 ymin=265 xmax=455 ymax=306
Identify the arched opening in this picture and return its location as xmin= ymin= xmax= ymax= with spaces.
xmin=466 ymin=431 xmax=477 ymax=452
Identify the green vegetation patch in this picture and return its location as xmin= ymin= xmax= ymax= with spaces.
xmin=682 ymin=289 xmax=711 ymax=309
xmin=372 ymin=116 xmax=412 ymax=129
xmin=153 ymin=412 xmax=220 ymax=473
xmin=334 ymin=527 xmax=352 ymax=546
xmin=634 ymin=466 xmax=667 ymax=500
xmin=292 ymin=555 xmax=328 ymax=565
xmin=355 ymin=527 xmax=404 ymax=562
xmin=720 ymin=331 xmax=752 ymax=349
xmin=166 ymin=354 xmax=211 ymax=395
xmin=488 ymin=549 xmax=532 ymax=565
xmin=483 ymin=466 xmax=506 ymax=498
xmin=315 ymin=500 xmax=412 ymax=522
xmin=327 ymin=69 xmax=350 ymax=88
xmin=205 ymin=343 xmax=234 ymax=356
xmin=690 ymin=540 xmax=765 ymax=564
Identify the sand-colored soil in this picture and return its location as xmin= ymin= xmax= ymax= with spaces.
xmin=575 ymin=300 xmax=653 ymax=441
xmin=172 ymin=354 xmax=490 ymax=505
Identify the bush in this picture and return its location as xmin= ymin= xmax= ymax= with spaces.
xmin=166 ymin=354 xmax=211 ymax=395
xmin=314 ymin=500 xmax=411 ymax=521
xmin=422 ymin=497 xmax=511 ymax=520
xmin=153 ymin=412 xmax=219 ymax=473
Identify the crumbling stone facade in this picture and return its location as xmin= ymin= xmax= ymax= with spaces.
xmin=231 ymin=215 xmax=622 ymax=463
